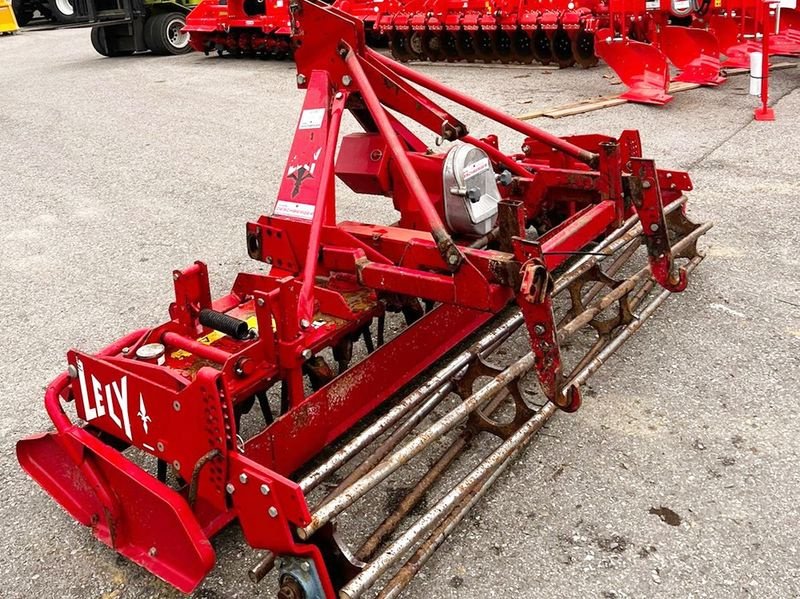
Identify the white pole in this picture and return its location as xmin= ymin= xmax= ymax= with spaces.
xmin=749 ymin=51 xmax=763 ymax=96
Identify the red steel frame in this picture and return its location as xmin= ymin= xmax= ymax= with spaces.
xmin=18 ymin=0 xmax=695 ymax=595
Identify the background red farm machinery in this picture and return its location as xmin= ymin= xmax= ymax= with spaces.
xmin=184 ymin=0 xmax=800 ymax=103
xmin=593 ymin=0 xmax=800 ymax=103
xmin=185 ymin=0 xmax=294 ymax=56
xmin=17 ymin=0 xmax=714 ymax=597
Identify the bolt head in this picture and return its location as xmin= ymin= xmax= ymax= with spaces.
xmin=239 ymin=473 xmax=249 ymax=484
xmin=301 ymin=349 xmax=313 ymax=360
xmin=260 ymin=484 xmax=271 ymax=496
xmin=300 ymin=561 xmax=310 ymax=572
xmin=226 ymin=483 xmax=235 ymax=494
xmin=268 ymin=506 xmax=278 ymax=518
xmin=66 ymin=364 xmax=78 ymax=378
xmin=534 ymin=324 xmax=546 ymax=336
xmin=300 ymin=319 xmax=311 ymax=329
xmin=335 ymin=91 xmax=343 ymax=99
xmin=642 ymin=180 xmax=652 ymax=189
xmin=148 ymin=546 xmax=157 ymax=557
xmin=296 ymin=74 xmax=307 ymax=85
xmin=650 ymin=223 xmax=659 ymax=232
xmin=257 ymin=297 xmax=265 ymax=307
xmin=342 ymin=75 xmax=352 ymax=86
xmin=173 ymin=272 xmax=180 ymax=281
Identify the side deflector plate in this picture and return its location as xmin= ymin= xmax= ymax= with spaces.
xmin=17 ymin=429 xmax=215 ymax=594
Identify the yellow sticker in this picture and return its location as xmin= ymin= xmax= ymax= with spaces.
xmin=171 ymin=315 xmax=260 ymax=360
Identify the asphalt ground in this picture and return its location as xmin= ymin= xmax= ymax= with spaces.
xmin=1 ymin=26 xmax=799 ymax=599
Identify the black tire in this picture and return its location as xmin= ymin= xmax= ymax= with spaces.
xmin=90 ymin=26 xmax=134 ymax=57
xmin=144 ymin=12 xmax=191 ymax=55
xmin=47 ymin=0 xmax=76 ymax=23
xmin=11 ymin=0 xmax=33 ymax=26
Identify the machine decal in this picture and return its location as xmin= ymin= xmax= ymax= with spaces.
xmin=274 ymin=199 xmax=316 ymax=220
xmin=299 ymin=108 xmax=325 ymax=130
xmin=137 ymin=396 xmax=151 ymax=434
xmin=287 ymin=165 xmax=314 ymax=197
xmin=285 ymin=147 xmax=322 ymax=198
xmin=75 ymin=357 xmax=135 ymax=440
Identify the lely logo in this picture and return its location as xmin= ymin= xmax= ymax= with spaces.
xmin=75 ymin=357 xmax=150 ymax=441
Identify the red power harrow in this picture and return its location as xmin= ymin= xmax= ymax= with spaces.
xmin=185 ymin=0 xmax=295 ymax=56
xmin=19 ymin=1 xmax=710 ymax=597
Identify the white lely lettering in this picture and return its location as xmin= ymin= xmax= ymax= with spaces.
xmin=75 ymin=361 xmax=137 ymax=441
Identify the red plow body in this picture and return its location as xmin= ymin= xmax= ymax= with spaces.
xmin=20 ymin=1 xmax=711 ymax=597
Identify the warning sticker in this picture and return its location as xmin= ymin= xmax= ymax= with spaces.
xmin=299 ymin=108 xmax=326 ymax=130
xmin=274 ymin=200 xmax=315 ymax=220
xmin=171 ymin=316 xmax=259 ymax=360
